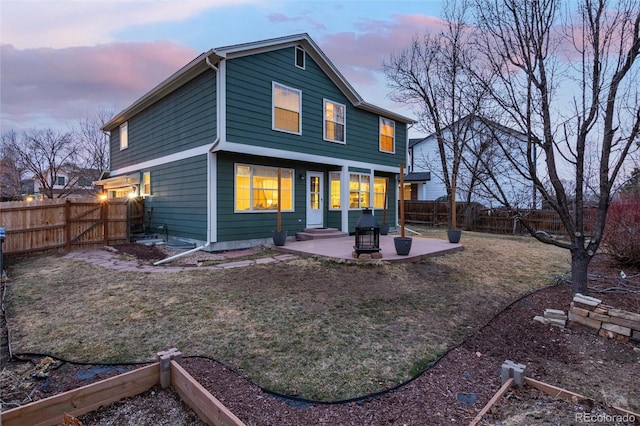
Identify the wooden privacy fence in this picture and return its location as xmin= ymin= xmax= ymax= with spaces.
xmin=403 ymin=200 xmax=597 ymax=236
xmin=0 ymin=198 xmax=132 ymax=255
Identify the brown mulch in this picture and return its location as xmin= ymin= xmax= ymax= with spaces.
xmin=1 ymin=250 xmax=639 ymax=425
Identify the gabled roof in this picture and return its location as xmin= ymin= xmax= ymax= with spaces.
xmin=410 ymin=114 xmax=528 ymax=147
xmin=103 ymin=33 xmax=414 ymax=131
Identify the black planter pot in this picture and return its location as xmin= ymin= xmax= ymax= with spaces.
xmin=379 ymin=224 xmax=390 ymax=235
xmin=394 ymin=237 xmax=412 ymax=255
xmin=447 ymin=229 xmax=462 ymax=244
xmin=272 ymin=230 xmax=288 ymax=246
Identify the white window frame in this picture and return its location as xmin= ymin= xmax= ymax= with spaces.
xmin=119 ymin=121 xmax=128 ymax=151
xmin=295 ymin=46 xmax=305 ymax=69
xmin=349 ymin=173 xmax=371 ymax=210
xmin=234 ymin=163 xmax=295 ymax=213
xmin=323 ymin=99 xmax=346 ymax=144
xmin=379 ymin=117 xmax=395 ymax=154
xmin=141 ymin=171 xmax=151 ymax=197
xmin=272 ymin=82 xmax=302 ymax=135
xmin=373 ymin=177 xmax=388 ymax=209
xmin=329 ymin=171 xmax=342 ymax=210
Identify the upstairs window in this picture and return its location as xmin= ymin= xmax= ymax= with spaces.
xmin=120 ymin=122 xmax=128 ymax=150
xmin=295 ymin=46 xmax=305 ymax=69
xmin=324 ymin=99 xmax=346 ymax=143
xmin=56 ymin=176 xmax=66 ymax=186
xmin=273 ymin=82 xmax=302 ymax=134
xmin=379 ymin=117 xmax=395 ymax=153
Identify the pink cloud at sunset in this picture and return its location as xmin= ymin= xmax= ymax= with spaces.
xmin=0 ymin=41 xmax=198 ymax=130
xmin=318 ymin=14 xmax=447 ymax=87
xmin=268 ymin=12 xmax=327 ymax=31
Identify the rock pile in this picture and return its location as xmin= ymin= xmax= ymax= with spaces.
xmin=568 ymin=293 xmax=640 ymax=343
xmin=533 ymin=308 xmax=568 ymax=328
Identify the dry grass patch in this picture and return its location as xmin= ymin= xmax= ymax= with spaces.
xmin=4 ymin=231 xmax=569 ymax=401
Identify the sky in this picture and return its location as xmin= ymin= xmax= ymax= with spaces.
xmin=0 ymin=0 xmax=446 ymax=137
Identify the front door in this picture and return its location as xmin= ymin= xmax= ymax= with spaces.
xmin=306 ymin=171 xmax=324 ymax=228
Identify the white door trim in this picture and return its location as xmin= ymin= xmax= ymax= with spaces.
xmin=306 ymin=171 xmax=324 ymax=228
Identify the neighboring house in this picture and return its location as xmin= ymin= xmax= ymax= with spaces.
xmin=31 ymin=166 xmax=100 ymax=199
xmin=407 ymin=115 xmax=537 ymax=208
xmin=98 ymin=34 xmax=413 ymax=250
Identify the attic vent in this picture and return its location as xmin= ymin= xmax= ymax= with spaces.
xmin=295 ymin=46 xmax=305 ymax=69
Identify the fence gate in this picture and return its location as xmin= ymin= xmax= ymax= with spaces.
xmin=0 ymin=198 xmax=129 ymax=255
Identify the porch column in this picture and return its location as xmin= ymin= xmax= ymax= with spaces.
xmin=341 ymin=165 xmax=349 ymax=233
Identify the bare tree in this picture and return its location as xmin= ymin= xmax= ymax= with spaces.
xmin=471 ymin=0 xmax=640 ymax=294
xmin=5 ymin=128 xmax=79 ymax=199
xmin=383 ymin=0 xmax=487 ymax=231
xmin=0 ymin=130 xmax=26 ymax=200
xmin=76 ymin=108 xmax=113 ymax=173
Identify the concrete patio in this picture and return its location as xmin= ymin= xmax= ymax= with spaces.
xmin=274 ymin=234 xmax=463 ymax=263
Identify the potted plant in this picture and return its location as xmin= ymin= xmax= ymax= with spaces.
xmin=380 ymin=179 xmax=390 ymax=235
xmin=394 ymin=163 xmax=412 ymax=255
xmin=272 ymin=168 xmax=288 ymax=246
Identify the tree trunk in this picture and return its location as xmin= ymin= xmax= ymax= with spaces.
xmin=570 ymin=249 xmax=590 ymax=295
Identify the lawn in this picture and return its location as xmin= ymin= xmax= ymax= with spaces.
xmin=4 ymin=229 xmax=570 ymax=401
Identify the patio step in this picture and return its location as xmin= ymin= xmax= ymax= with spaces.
xmin=296 ymin=228 xmax=348 ymax=241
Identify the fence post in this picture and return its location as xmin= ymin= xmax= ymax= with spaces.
xmin=102 ymin=200 xmax=109 ymax=245
xmin=65 ymin=199 xmax=71 ymax=251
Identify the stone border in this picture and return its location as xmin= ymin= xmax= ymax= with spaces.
xmin=568 ymin=293 xmax=640 ymax=342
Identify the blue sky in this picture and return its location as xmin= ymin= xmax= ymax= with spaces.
xmin=0 ymin=0 xmax=445 ymax=136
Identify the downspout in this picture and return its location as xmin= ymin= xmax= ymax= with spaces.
xmin=205 ymin=54 xmax=220 ymax=247
xmin=398 ymin=123 xmax=414 ymax=228
xmin=205 ymin=54 xmax=221 ymax=149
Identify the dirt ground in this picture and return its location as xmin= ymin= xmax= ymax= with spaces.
xmin=1 ymin=246 xmax=639 ymax=425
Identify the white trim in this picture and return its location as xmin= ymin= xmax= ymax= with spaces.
xmin=209 ymin=152 xmax=217 ymax=243
xmin=340 ymin=166 xmax=349 ymax=233
xmin=305 ymin=171 xmax=323 ymax=228
xmin=323 ymin=98 xmax=346 ymax=144
xmin=218 ymin=140 xmax=400 ymax=174
xmin=110 ymin=144 xmax=213 ymax=176
xmin=272 ymin=81 xmax=302 ymax=135
xmin=379 ymin=117 xmax=395 ymax=154
xmin=218 ymin=61 xmax=227 ymax=144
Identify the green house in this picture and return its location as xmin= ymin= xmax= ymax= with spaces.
xmin=99 ymin=34 xmax=414 ymax=250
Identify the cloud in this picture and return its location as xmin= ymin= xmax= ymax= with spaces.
xmin=317 ymin=14 xmax=447 ymax=88
xmin=0 ymin=41 xmax=198 ymax=131
xmin=1 ymin=0 xmax=260 ymax=49
xmin=268 ymin=12 xmax=326 ymax=31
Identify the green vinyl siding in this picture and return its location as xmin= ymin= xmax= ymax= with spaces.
xmin=111 ymin=71 xmax=216 ymax=170
xmin=225 ymin=47 xmax=406 ymax=168
xmin=142 ymin=155 xmax=208 ymax=241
